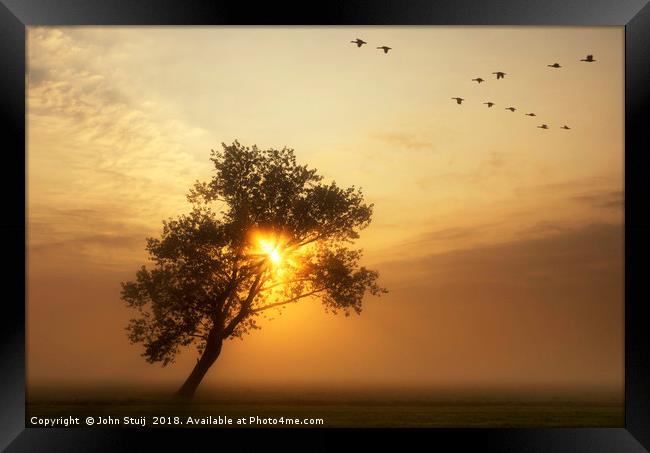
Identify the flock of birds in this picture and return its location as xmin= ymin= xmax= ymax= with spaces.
xmin=449 ymin=54 xmax=596 ymax=130
xmin=349 ymin=37 xmax=598 ymax=131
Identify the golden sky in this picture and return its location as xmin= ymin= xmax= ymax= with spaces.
xmin=27 ymin=27 xmax=623 ymax=392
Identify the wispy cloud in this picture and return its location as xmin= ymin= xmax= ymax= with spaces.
xmin=513 ymin=176 xmax=616 ymax=198
xmin=379 ymin=222 xmax=623 ymax=292
xmin=572 ymin=190 xmax=623 ymax=210
xmin=417 ymin=151 xmax=515 ymax=191
xmin=30 ymin=233 xmax=145 ymax=253
xmin=407 ymin=222 xmax=502 ymax=244
xmin=27 ymin=28 xmax=213 ymax=268
xmin=371 ymin=132 xmax=435 ymax=151
xmin=516 ymin=220 xmax=572 ymax=237
xmin=370 ymin=222 xmax=622 ymax=387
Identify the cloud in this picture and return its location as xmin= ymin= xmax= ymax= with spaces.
xmin=405 ymin=222 xmax=502 ymax=245
xmin=30 ymin=233 xmax=145 ymax=253
xmin=371 ymin=132 xmax=435 ymax=151
xmin=27 ymin=28 xmax=207 ymax=173
xmin=27 ymin=28 xmax=215 ymax=272
xmin=516 ymin=220 xmax=572 ymax=237
xmin=379 ymin=222 xmax=622 ymax=291
xmin=513 ymin=176 xmax=616 ymax=197
xmin=28 ymin=204 xmax=156 ymax=272
xmin=420 ymin=227 xmax=478 ymax=241
xmin=476 ymin=151 xmax=507 ymax=171
xmin=418 ymin=151 xmax=514 ymax=191
xmin=572 ymin=190 xmax=623 ymax=210
xmin=368 ymin=222 xmax=623 ymax=387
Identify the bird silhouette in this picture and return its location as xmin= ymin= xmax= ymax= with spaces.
xmin=451 ymin=97 xmax=464 ymax=105
xmin=505 ymin=107 xmax=516 ymax=112
xmin=525 ymin=113 xmax=536 ymax=116
xmin=350 ymin=38 xmax=367 ymax=48
xmin=547 ymin=63 xmax=562 ymax=68
xmin=377 ymin=46 xmax=391 ymax=54
xmin=472 ymin=77 xmax=485 ymax=83
xmin=492 ymin=72 xmax=506 ymax=80
xmin=580 ymin=54 xmax=596 ymax=62
xmin=537 ymin=124 xmax=549 ymax=129
xmin=561 ymin=125 xmax=571 ymax=129
xmin=484 ymin=102 xmax=495 ymax=108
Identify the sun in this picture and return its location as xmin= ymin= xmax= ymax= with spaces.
xmin=249 ymin=229 xmax=308 ymax=273
xmin=269 ymin=249 xmax=281 ymax=264
xmin=254 ymin=234 xmax=285 ymax=266
xmin=260 ymin=239 xmax=282 ymax=265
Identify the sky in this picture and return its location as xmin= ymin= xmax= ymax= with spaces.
xmin=27 ymin=27 xmax=624 ymax=395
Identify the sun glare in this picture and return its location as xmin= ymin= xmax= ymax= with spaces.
xmin=256 ymin=235 xmax=284 ymax=266
xmin=249 ymin=230 xmax=312 ymax=273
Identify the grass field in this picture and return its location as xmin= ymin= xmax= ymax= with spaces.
xmin=26 ymin=385 xmax=623 ymax=428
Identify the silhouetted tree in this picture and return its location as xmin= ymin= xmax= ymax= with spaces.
xmin=121 ymin=141 xmax=386 ymax=399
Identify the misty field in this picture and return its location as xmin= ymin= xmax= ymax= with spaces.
xmin=27 ymin=386 xmax=623 ymax=428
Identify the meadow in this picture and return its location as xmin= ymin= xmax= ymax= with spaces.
xmin=27 ymin=385 xmax=623 ymax=428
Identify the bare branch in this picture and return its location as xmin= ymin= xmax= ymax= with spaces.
xmin=258 ymin=277 xmax=313 ymax=293
xmin=252 ymin=287 xmax=327 ymax=313
xmin=288 ymin=233 xmax=326 ymax=250
xmin=222 ymin=272 xmax=265 ymax=338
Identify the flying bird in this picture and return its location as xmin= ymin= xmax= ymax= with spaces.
xmin=484 ymin=102 xmax=495 ymax=108
xmin=451 ymin=97 xmax=465 ymax=105
xmin=561 ymin=125 xmax=571 ymax=129
xmin=525 ymin=113 xmax=536 ymax=116
xmin=537 ymin=124 xmax=549 ymax=129
xmin=350 ymin=38 xmax=367 ymax=47
xmin=472 ymin=77 xmax=485 ymax=83
xmin=547 ymin=63 xmax=562 ymax=68
xmin=492 ymin=71 xmax=506 ymax=80
xmin=505 ymin=107 xmax=516 ymax=112
xmin=377 ymin=46 xmax=391 ymax=54
xmin=580 ymin=54 xmax=596 ymax=62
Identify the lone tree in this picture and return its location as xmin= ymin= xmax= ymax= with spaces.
xmin=121 ymin=141 xmax=386 ymax=399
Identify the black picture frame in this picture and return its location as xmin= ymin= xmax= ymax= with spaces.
xmin=2 ymin=1 xmax=649 ymax=451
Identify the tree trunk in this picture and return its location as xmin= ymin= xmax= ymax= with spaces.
xmin=176 ymin=331 xmax=223 ymax=399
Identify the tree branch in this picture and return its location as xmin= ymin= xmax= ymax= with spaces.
xmin=289 ymin=233 xmax=326 ymax=250
xmin=221 ymin=271 xmax=265 ymax=338
xmin=237 ymin=257 xmax=268 ymax=274
xmin=258 ymin=277 xmax=313 ymax=293
xmin=251 ymin=287 xmax=326 ymax=313
xmin=215 ymin=270 xmax=239 ymax=314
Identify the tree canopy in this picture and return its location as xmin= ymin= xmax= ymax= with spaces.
xmin=121 ymin=141 xmax=386 ymax=367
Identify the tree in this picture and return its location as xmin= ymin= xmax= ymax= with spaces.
xmin=120 ymin=141 xmax=387 ymax=399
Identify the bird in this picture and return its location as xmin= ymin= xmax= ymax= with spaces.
xmin=350 ymin=38 xmax=367 ymax=48
xmin=525 ymin=113 xmax=536 ymax=116
xmin=561 ymin=125 xmax=571 ymax=129
xmin=537 ymin=124 xmax=549 ymax=129
xmin=451 ymin=97 xmax=464 ymax=105
xmin=484 ymin=102 xmax=495 ymax=108
xmin=580 ymin=54 xmax=596 ymax=62
xmin=505 ymin=107 xmax=516 ymax=112
xmin=472 ymin=77 xmax=485 ymax=83
xmin=492 ymin=71 xmax=506 ymax=79
xmin=547 ymin=63 xmax=562 ymax=68
xmin=377 ymin=46 xmax=391 ymax=54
